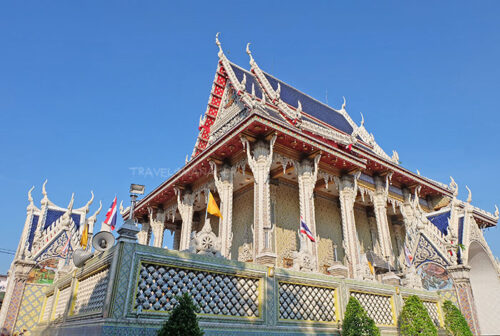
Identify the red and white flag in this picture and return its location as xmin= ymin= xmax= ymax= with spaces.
xmin=103 ymin=196 xmax=118 ymax=231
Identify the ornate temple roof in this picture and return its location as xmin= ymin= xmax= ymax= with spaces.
xmin=129 ymin=34 xmax=498 ymax=228
xmin=23 ymin=181 xmax=101 ymax=265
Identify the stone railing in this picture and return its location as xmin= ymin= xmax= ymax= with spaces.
xmin=32 ymin=242 xmax=446 ymax=336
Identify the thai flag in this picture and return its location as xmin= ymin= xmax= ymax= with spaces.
xmin=103 ymin=196 xmax=118 ymax=231
xmin=300 ymin=217 xmax=315 ymax=242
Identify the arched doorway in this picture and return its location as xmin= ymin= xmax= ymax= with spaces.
xmin=468 ymin=241 xmax=500 ymax=335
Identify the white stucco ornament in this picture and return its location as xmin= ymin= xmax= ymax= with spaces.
xmin=189 ymin=218 xmax=222 ymax=257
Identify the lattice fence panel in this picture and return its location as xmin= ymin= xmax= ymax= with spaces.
xmin=135 ymin=263 xmax=260 ymax=318
xmin=41 ymin=294 xmax=54 ymax=321
xmin=73 ymin=268 xmax=110 ymax=315
xmin=422 ymin=301 xmax=441 ymax=327
xmin=53 ymin=286 xmax=71 ymax=319
xmin=350 ymin=291 xmax=394 ymax=325
xmin=278 ymin=282 xmax=336 ymax=322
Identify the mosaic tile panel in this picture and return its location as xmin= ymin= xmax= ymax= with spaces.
xmin=13 ymin=284 xmax=47 ymax=335
xmin=135 ymin=263 xmax=261 ymax=318
xmin=350 ymin=291 xmax=394 ymax=326
xmin=278 ymin=282 xmax=336 ymax=322
xmin=41 ymin=294 xmax=54 ymax=321
xmin=111 ymin=243 xmax=135 ymax=319
xmin=456 ymin=284 xmax=479 ymax=335
xmin=438 ymin=289 xmax=458 ymax=306
xmin=73 ymin=268 xmax=110 ymax=315
xmin=2 ymin=280 xmax=26 ymax=334
xmin=53 ymin=285 xmax=71 ymax=319
xmin=422 ymin=301 xmax=441 ymax=327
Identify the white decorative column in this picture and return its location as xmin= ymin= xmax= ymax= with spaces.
xmin=211 ymin=162 xmax=235 ymax=258
xmin=176 ymin=189 xmax=195 ymax=251
xmin=148 ymin=208 xmax=166 ymax=248
xmin=137 ymin=221 xmax=151 ymax=245
xmin=241 ymin=135 xmax=277 ymax=265
xmin=295 ymin=155 xmax=321 ymax=271
xmin=335 ymin=173 xmax=361 ymax=278
xmin=373 ymin=175 xmax=394 ymax=263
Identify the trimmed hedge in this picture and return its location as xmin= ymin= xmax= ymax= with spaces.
xmin=342 ymin=296 xmax=380 ymax=336
xmin=398 ymin=295 xmax=437 ymax=336
xmin=443 ymin=300 xmax=473 ymax=336
xmin=157 ymin=293 xmax=204 ymax=336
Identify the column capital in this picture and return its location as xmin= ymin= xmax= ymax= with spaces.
xmin=448 ymin=265 xmax=472 ymax=282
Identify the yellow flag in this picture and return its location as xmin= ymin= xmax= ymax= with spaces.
xmin=367 ymin=260 xmax=375 ymax=275
xmin=80 ymin=223 xmax=89 ymax=249
xmin=207 ymin=192 xmax=222 ymax=219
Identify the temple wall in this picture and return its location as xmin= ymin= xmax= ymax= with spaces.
xmin=315 ymin=195 xmax=344 ymax=270
xmin=231 ymin=186 xmax=253 ymax=261
xmin=354 ymin=206 xmax=372 ymax=254
xmin=275 ymin=182 xmax=300 ymax=268
xmin=33 ymin=242 xmax=448 ymax=336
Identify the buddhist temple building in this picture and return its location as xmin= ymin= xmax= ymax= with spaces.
xmin=1 ymin=35 xmax=500 ymax=335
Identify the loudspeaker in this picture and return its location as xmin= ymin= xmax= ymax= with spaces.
xmin=73 ymin=249 xmax=94 ymax=268
xmin=92 ymin=231 xmax=115 ymax=252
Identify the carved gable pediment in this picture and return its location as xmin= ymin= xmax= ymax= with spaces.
xmin=413 ymin=234 xmax=450 ymax=268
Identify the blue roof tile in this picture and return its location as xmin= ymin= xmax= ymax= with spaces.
xmin=229 ymin=62 xmax=354 ymax=134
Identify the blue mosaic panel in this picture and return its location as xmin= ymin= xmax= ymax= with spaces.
xmin=70 ymin=213 xmax=81 ymax=229
xmin=44 ymin=209 xmax=65 ymax=229
xmin=427 ymin=211 xmax=450 ymax=235
xmin=28 ymin=215 xmax=39 ymax=250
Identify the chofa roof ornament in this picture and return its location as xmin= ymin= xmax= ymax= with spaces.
xmin=466 ymin=186 xmax=472 ymax=204
xmin=449 ymin=176 xmax=458 ymax=197
xmin=215 ymin=32 xmax=223 ymax=58
xmin=246 ymin=42 xmax=256 ymax=67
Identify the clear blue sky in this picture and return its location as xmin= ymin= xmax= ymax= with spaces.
xmin=1 ymin=1 xmax=499 ymax=273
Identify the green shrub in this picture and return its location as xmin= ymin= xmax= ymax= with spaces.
xmin=342 ymin=296 xmax=380 ymax=336
xmin=399 ymin=295 xmax=437 ymax=336
xmin=443 ymin=300 xmax=472 ymax=336
xmin=157 ymin=293 xmax=204 ymax=336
